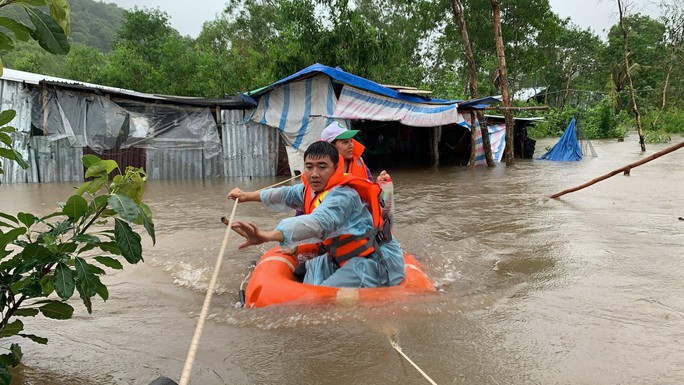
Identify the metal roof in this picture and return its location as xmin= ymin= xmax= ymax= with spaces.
xmin=1 ymin=68 xmax=255 ymax=109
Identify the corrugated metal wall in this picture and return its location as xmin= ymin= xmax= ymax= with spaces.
xmin=31 ymin=137 xmax=84 ymax=183
xmin=222 ymin=110 xmax=279 ymax=177
xmin=0 ymin=79 xmax=32 ymax=184
xmin=2 ymin=77 xmax=278 ymax=183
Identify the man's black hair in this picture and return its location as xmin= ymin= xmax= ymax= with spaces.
xmin=304 ymin=141 xmax=338 ymax=164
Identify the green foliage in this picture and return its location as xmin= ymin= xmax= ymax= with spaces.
xmin=529 ymin=98 xmax=625 ymax=140
xmin=0 ymin=156 xmax=154 ymax=381
xmin=644 ymin=130 xmax=672 ymax=143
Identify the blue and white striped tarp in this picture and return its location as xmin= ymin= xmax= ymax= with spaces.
xmin=332 ymin=86 xmax=465 ymax=127
xmin=249 ymin=74 xmax=347 ymax=174
xmin=465 ymin=114 xmax=506 ymax=165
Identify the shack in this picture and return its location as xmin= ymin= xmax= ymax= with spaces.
xmin=245 ymin=63 xmax=503 ymax=175
xmin=0 ymin=68 xmax=258 ymax=184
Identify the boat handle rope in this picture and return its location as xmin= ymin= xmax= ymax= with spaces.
xmin=390 ymin=338 xmax=439 ymax=385
xmin=178 ymin=174 xmax=301 ymax=385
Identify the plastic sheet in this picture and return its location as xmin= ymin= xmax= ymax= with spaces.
xmin=30 ymin=89 xmax=221 ymax=158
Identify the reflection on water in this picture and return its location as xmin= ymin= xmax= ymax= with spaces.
xmin=1 ymin=135 xmax=684 ymax=384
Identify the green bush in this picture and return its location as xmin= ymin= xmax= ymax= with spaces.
xmin=642 ymin=109 xmax=684 ymax=134
xmin=581 ymin=97 xmax=624 ymax=139
xmin=644 ymin=130 xmax=672 ymax=143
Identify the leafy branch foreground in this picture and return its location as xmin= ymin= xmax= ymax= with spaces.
xmin=0 ymin=155 xmax=154 ymax=384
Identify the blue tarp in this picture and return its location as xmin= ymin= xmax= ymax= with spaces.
xmin=539 ymin=117 xmax=582 ymax=161
xmin=248 ymin=63 xmax=500 ymax=108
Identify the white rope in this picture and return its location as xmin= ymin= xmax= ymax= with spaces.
xmin=178 ymin=174 xmax=302 ymax=385
xmin=390 ymin=339 xmax=438 ymax=385
xmin=178 ymin=198 xmax=239 ymax=385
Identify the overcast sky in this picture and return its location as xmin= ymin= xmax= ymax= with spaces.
xmin=108 ymin=0 xmax=662 ymax=39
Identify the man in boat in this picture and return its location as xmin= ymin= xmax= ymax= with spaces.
xmin=227 ymin=141 xmax=405 ymax=288
xmin=320 ymin=121 xmax=392 ymax=183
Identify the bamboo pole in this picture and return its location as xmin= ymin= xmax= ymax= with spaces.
xmin=550 ymin=141 xmax=684 ymax=199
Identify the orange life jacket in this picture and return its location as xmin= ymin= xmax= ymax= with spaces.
xmin=345 ymin=139 xmax=371 ymax=180
xmin=300 ymin=155 xmax=391 ymax=267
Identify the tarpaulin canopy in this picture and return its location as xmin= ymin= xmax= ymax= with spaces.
xmin=331 ymin=86 xmax=465 ymax=127
xmin=539 ymin=117 xmax=582 ymax=161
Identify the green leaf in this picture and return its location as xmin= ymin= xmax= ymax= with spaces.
xmin=62 ymin=195 xmax=88 ymax=220
xmin=12 ymin=149 xmax=28 ymax=169
xmin=74 ymin=257 xmax=96 ymax=297
xmin=56 ymin=242 xmax=76 ymax=254
xmin=53 ymin=263 xmax=75 ymax=300
xmin=72 ymin=234 xmax=99 ymax=243
xmin=85 ymin=159 xmax=117 ymax=178
xmin=0 ymin=126 xmax=15 ymax=133
xmin=0 ymin=17 xmax=30 ymax=41
xmin=114 ymin=219 xmax=142 ymax=264
xmin=15 ymin=0 xmax=49 ymax=5
xmin=17 ymin=212 xmax=38 ymax=228
xmin=0 ymin=228 xmax=26 ymax=250
xmin=0 ymin=320 xmax=23 ymax=338
xmin=138 ymin=203 xmax=155 ymax=245
xmin=40 ymin=274 xmax=54 ymax=295
xmin=0 ymin=213 xmax=17 ymax=225
xmin=82 ymin=154 xmax=101 ymax=167
xmin=0 ymin=32 xmax=14 ymax=51
xmin=38 ymin=301 xmax=73 ymax=320
xmin=0 ymin=148 xmax=16 ymax=162
xmin=25 ymin=7 xmax=70 ymax=55
xmin=48 ymin=219 xmax=71 ymax=236
xmin=98 ymin=241 xmax=121 ymax=255
xmin=21 ymin=243 xmax=50 ymax=260
xmin=86 ymin=195 xmax=109 ymax=216
xmin=0 ymin=132 xmax=12 ymax=147
xmin=13 ymin=308 xmax=39 ymax=317
xmin=93 ymin=256 xmax=123 ymax=270
xmin=0 ymin=110 xmax=16 ymax=126
xmin=76 ymin=285 xmax=92 ymax=313
xmin=0 ymin=343 xmax=22 ymax=370
xmin=108 ymin=193 xmax=139 ymax=222
xmin=0 ymin=365 xmax=11 ymax=385
xmin=93 ymin=275 xmax=108 ymax=301
xmin=18 ymin=333 xmax=47 ymax=345
xmin=49 ymin=0 xmax=70 ymax=36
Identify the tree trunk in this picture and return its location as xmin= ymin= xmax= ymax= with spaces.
xmin=617 ymin=0 xmax=646 ymax=152
xmin=490 ymin=0 xmax=515 ymax=165
xmin=450 ymin=0 xmax=494 ymax=167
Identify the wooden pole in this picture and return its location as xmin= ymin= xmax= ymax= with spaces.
xmin=490 ymin=0 xmax=515 ymax=166
xmin=550 ymin=140 xmax=684 ymax=199
xmin=617 ymin=0 xmax=646 ymax=152
xmin=469 ymin=111 xmax=476 ymax=169
xmin=451 ymin=0 xmax=494 ymax=167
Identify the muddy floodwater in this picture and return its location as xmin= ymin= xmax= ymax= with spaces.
xmin=1 ymin=134 xmax=683 ymax=385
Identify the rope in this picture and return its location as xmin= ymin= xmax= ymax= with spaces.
xmin=178 ymin=174 xmax=302 ymax=385
xmin=390 ymin=339 xmax=438 ymax=385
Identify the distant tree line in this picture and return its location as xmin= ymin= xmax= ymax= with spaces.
xmin=2 ymin=0 xmax=683 ymax=140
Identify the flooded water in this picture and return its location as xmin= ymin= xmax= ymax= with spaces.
xmin=1 ymin=134 xmax=683 ymax=385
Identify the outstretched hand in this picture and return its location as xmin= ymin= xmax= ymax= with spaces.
xmin=232 ymin=221 xmax=266 ymax=249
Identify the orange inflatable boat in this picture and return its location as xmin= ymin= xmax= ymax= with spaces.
xmin=244 ymin=247 xmax=436 ymax=308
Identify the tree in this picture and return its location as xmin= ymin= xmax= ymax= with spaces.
xmin=616 ymin=0 xmax=646 ymax=151
xmin=450 ymin=0 xmax=494 ymax=167
xmin=490 ymin=0 xmax=515 ymax=165
xmin=0 ymin=3 xmax=155 ymax=384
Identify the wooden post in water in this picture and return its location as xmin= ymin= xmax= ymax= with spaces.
xmin=451 ymin=0 xmax=494 ymax=167
xmin=490 ymin=0 xmax=515 ymax=166
xmin=469 ymin=111 xmax=477 ymax=168
xmin=550 ymin=140 xmax=684 ymax=199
